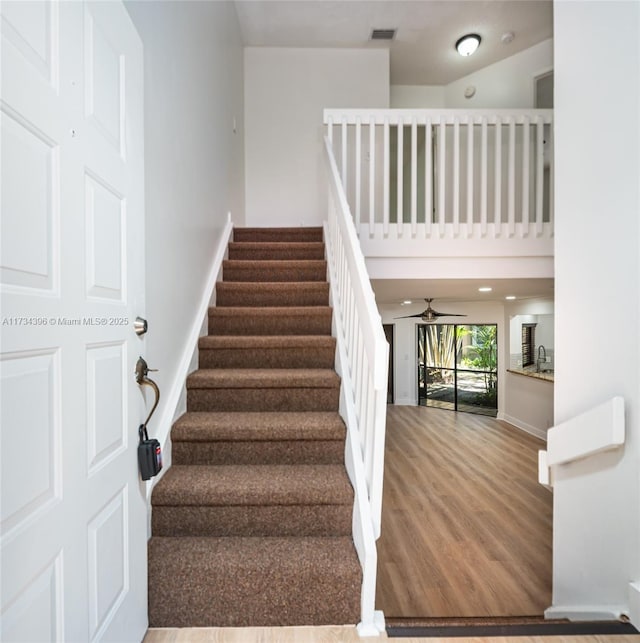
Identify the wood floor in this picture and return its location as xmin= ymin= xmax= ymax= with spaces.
xmin=144 ymin=626 xmax=637 ymax=642
xmin=376 ymin=405 xmax=553 ymax=618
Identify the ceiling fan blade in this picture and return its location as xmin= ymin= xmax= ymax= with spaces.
xmin=433 ymin=312 xmax=467 ymax=317
xmin=394 ymin=313 xmax=427 ymax=319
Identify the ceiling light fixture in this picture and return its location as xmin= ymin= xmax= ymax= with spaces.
xmin=478 ymin=286 xmax=492 ymax=292
xmin=505 ymin=295 xmax=516 ymax=300
xmin=456 ymin=33 xmax=481 ymax=57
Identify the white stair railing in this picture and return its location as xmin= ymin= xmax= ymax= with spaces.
xmin=325 ymin=108 xmax=553 ymax=243
xmin=323 ymin=135 xmax=389 ymax=636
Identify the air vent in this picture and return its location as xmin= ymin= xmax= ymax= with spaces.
xmin=370 ymin=28 xmax=396 ymax=41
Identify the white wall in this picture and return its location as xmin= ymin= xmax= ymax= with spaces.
xmin=390 ymin=39 xmax=553 ymax=109
xmin=445 ymin=39 xmax=553 ymax=108
xmin=244 ymin=47 xmax=389 ymax=227
xmin=552 ymin=0 xmax=640 ymax=623
xmin=125 ymin=0 xmax=244 ymax=443
xmin=391 ymin=84 xmax=445 ymax=108
xmin=504 ymin=373 xmax=554 ymax=440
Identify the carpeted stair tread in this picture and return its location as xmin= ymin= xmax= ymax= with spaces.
xmin=171 ymin=412 xmax=346 ymax=466
xmin=147 ymin=536 xmax=361 ymax=627
xmin=208 ymin=306 xmax=332 ymax=336
xmin=233 ymin=227 xmax=323 ymax=243
xmin=187 ymin=368 xmax=340 ymax=389
xmin=216 ymin=282 xmax=329 ymax=307
xmin=152 ymin=464 xmax=353 ymax=507
xmin=172 ymin=411 xmax=346 ymax=442
xmin=199 ymin=335 xmax=335 ymax=350
xmin=198 ymin=335 xmax=336 ymax=369
xmin=228 ymin=242 xmax=325 ymax=261
xmin=223 ymin=259 xmax=327 ymax=283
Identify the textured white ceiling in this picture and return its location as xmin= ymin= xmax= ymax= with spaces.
xmin=234 ymin=0 xmax=553 ymax=85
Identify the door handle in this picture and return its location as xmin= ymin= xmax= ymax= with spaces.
xmin=135 ymin=356 xmax=159 ymax=428
xmin=134 ymin=316 xmax=148 ymax=336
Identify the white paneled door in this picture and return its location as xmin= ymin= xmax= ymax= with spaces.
xmin=1 ymin=2 xmax=147 ymax=641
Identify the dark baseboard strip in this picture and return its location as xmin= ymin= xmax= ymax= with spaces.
xmin=387 ymin=620 xmax=639 ymax=638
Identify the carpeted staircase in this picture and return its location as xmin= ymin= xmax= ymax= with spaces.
xmin=147 ymin=227 xmax=362 ymax=628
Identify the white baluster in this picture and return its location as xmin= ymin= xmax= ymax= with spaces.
xmin=369 ymin=115 xmax=376 ymax=237
xmin=466 ymin=117 xmax=474 ymax=238
xmin=397 ymin=116 xmax=404 ymax=236
xmin=438 ymin=116 xmax=446 ymax=237
xmin=481 ymin=117 xmax=488 ymax=236
xmin=522 ymin=116 xmax=530 ymax=237
xmin=383 ymin=117 xmax=390 ymax=236
xmin=411 ymin=117 xmax=417 ymax=235
xmin=536 ymin=115 xmax=544 ymax=236
xmin=453 ymin=117 xmax=460 ymax=236
xmin=425 ymin=118 xmax=432 ymax=237
xmin=493 ymin=116 xmax=502 ymax=237
xmin=508 ymin=116 xmax=516 ymax=237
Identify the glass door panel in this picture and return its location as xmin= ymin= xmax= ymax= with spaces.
xmin=418 ymin=323 xmax=497 ymax=417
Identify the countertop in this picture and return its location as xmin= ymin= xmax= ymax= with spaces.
xmin=507 ymin=367 xmax=554 ymax=382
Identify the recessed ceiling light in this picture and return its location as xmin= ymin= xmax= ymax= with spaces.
xmin=402 ymin=300 xmax=413 ymax=305
xmin=456 ymin=33 xmax=481 ymax=57
xmin=505 ymin=295 xmax=516 ymax=300
xmin=478 ymin=287 xmax=492 ymax=292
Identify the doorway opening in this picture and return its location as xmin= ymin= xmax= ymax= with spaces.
xmin=417 ymin=323 xmax=497 ymax=417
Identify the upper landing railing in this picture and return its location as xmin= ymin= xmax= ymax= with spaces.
xmin=323 ymin=109 xmax=554 ymax=251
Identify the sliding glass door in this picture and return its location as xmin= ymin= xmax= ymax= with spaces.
xmin=418 ymin=324 xmax=498 ymax=417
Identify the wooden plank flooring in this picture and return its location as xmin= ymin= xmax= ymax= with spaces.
xmin=144 ymin=626 xmax=638 ymax=642
xmin=376 ymin=405 xmax=553 ymax=618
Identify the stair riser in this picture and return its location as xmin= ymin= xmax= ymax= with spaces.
xmin=172 ymin=440 xmax=344 ymax=465
xmin=223 ymin=262 xmax=327 ymax=283
xmin=152 ymin=505 xmax=351 ymax=538
xmin=187 ymin=388 xmax=339 ymax=412
xmin=228 ymin=244 xmax=325 ymax=261
xmin=208 ymin=314 xmax=332 ymax=336
xmin=148 ymin=538 xmax=361 ymax=628
xmin=198 ymin=346 xmax=335 ymax=369
xmin=216 ymin=284 xmax=329 ymax=307
xmin=233 ymin=228 xmax=323 ymax=243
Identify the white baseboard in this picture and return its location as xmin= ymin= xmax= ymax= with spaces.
xmin=502 ymin=413 xmax=548 ymax=441
xmin=357 ymin=610 xmax=385 ymax=637
xmin=150 ymin=215 xmax=232 ymax=495
xmin=545 ymin=605 xmax=627 ymax=621
xmin=629 ymin=582 xmax=640 ymax=630
xmin=393 ymin=398 xmax=416 ymax=406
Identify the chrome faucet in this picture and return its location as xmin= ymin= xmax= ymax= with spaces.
xmin=537 ymin=345 xmax=547 ymax=372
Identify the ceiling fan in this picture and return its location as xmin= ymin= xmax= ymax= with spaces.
xmin=396 ymin=298 xmax=467 ymax=323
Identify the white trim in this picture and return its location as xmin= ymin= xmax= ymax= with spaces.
xmin=547 ymin=396 xmax=625 ymax=467
xmin=146 ymin=213 xmax=233 ymax=496
xmin=357 ymin=610 xmax=385 ymax=637
xmin=629 ymin=582 xmax=640 ymax=630
xmin=393 ymin=398 xmax=416 ymax=406
xmin=544 ymin=605 xmax=627 ymax=622
xmin=502 ymin=413 xmax=548 ymax=441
